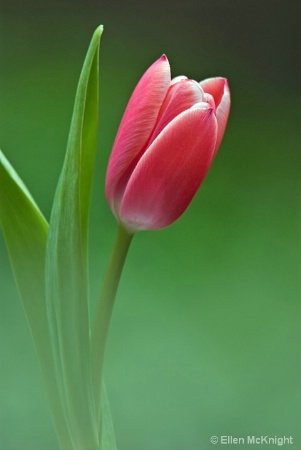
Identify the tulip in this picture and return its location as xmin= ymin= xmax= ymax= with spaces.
xmin=106 ymin=55 xmax=230 ymax=232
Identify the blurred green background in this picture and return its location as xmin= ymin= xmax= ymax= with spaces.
xmin=0 ymin=0 xmax=300 ymax=449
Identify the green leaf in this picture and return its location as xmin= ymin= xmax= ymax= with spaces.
xmin=45 ymin=25 xmax=103 ymax=449
xmin=0 ymin=150 xmax=48 ymax=314
xmin=0 ymin=150 xmax=73 ymax=449
xmin=1 ymin=25 xmax=117 ymax=450
xmin=101 ymin=383 xmax=118 ymax=450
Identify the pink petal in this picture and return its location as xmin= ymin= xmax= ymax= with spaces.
xmin=119 ymin=104 xmax=217 ymax=231
xmin=170 ymin=75 xmax=188 ymax=85
xmin=200 ymin=77 xmax=231 ymax=153
xmin=106 ymin=55 xmax=171 ymax=213
xmin=200 ymin=77 xmax=225 ymax=107
xmin=149 ymin=79 xmax=204 ymax=144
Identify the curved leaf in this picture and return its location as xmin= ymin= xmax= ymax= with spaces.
xmin=45 ymin=25 xmax=103 ymax=449
xmin=0 ymin=150 xmax=73 ymax=449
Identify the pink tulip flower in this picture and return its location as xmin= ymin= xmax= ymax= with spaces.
xmin=106 ymin=55 xmax=230 ymax=232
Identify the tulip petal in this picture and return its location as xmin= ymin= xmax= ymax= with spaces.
xmin=149 ymin=79 xmax=204 ymax=144
xmin=120 ymin=104 xmax=217 ymax=231
xmin=170 ymin=75 xmax=187 ymax=85
xmin=200 ymin=77 xmax=225 ymax=107
xmin=200 ymin=77 xmax=231 ymax=152
xmin=106 ymin=55 xmax=171 ymax=212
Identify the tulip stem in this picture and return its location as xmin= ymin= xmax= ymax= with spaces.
xmin=91 ymin=223 xmax=133 ymax=421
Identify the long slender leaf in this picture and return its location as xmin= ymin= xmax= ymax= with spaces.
xmin=45 ymin=25 xmax=103 ymax=449
xmin=0 ymin=150 xmax=73 ymax=449
xmin=1 ymin=25 xmax=117 ymax=450
xmin=101 ymin=383 xmax=118 ymax=450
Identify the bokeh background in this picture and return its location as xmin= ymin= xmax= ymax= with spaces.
xmin=1 ymin=0 xmax=300 ymax=449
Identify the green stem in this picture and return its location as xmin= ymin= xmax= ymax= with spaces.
xmin=91 ymin=223 xmax=133 ymax=420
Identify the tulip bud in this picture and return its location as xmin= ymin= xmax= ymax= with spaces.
xmin=106 ymin=55 xmax=230 ymax=232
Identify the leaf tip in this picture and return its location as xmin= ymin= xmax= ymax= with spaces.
xmin=94 ymin=24 xmax=104 ymax=40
